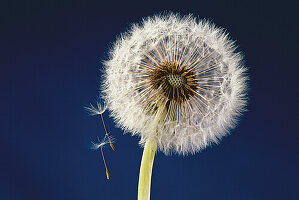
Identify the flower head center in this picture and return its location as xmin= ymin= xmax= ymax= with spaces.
xmin=166 ymin=74 xmax=185 ymax=88
xmin=146 ymin=62 xmax=198 ymax=103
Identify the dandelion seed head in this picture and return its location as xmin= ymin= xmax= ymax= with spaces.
xmin=102 ymin=13 xmax=248 ymax=155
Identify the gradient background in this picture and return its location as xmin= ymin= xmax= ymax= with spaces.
xmin=1 ymin=0 xmax=299 ymax=199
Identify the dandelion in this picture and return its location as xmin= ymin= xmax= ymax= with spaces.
xmin=101 ymin=13 xmax=248 ymax=199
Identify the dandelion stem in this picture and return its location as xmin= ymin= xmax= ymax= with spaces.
xmin=138 ymin=138 xmax=157 ymax=200
xmin=138 ymin=101 xmax=165 ymax=199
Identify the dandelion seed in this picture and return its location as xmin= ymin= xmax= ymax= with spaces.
xmin=90 ymin=136 xmax=115 ymax=180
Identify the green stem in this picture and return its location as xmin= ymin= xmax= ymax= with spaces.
xmin=138 ymin=100 xmax=166 ymax=200
xmin=138 ymin=138 xmax=157 ymax=200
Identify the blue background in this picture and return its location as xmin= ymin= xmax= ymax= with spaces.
xmin=1 ymin=0 xmax=299 ymax=199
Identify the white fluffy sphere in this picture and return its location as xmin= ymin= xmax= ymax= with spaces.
xmin=102 ymin=13 xmax=247 ymax=155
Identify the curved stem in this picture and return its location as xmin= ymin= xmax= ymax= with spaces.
xmin=138 ymin=138 xmax=157 ymax=200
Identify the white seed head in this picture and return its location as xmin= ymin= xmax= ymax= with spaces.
xmin=102 ymin=13 xmax=248 ymax=155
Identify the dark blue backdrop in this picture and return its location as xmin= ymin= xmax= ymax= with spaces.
xmin=1 ymin=0 xmax=298 ymax=199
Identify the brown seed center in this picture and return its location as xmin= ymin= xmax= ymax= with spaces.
xmin=166 ymin=74 xmax=185 ymax=88
xmin=148 ymin=62 xmax=198 ymax=103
